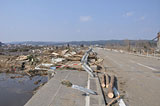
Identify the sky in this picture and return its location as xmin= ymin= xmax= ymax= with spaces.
xmin=0 ymin=0 xmax=160 ymax=42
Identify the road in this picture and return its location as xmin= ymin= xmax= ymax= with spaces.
xmin=94 ymin=48 xmax=160 ymax=106
xmin=25 ymin=70 xmax=88 ymax=106
xmin=25 ymin=69 xmax=105 ymax=106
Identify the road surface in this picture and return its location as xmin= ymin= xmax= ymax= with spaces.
xmin=25 ymin=69 xmax=105 ymax=106
xmin=94 ymin=48 xmax=160 ymax=106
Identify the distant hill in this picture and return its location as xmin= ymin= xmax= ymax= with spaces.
xmin=7 ymin=40 xmax=156 ymax=46
xmin=8 ymin=41 xmax=59 ymax=45
xmin=0 ymin=42 xmax=5 ymax=46
xmin=8 ymin=40 xmax=108 ymax=46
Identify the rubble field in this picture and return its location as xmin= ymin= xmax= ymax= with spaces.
xmin=0 ymin=45 xmax=125 ymax=106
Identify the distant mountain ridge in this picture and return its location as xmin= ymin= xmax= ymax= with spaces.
xmin=8 ymin=40 xmax=108 ymax=45
xmin=7 ymin=40 xmax=155 ymax=46
xmin=0 ymin=42 xmax=5 ymax=46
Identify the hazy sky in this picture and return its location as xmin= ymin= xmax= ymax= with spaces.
xmin=0 ymin=0 xmax=160 ymax=42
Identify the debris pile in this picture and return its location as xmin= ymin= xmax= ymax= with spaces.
xmin=0 ymin=45 xmax=90 ymax=76
xmin=0 ymin=44 xmax=125 ymax=105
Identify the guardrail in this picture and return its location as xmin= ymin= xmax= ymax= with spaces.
xmin=81 ymin=48 xmax=95 ymax=77
xmin=101 ymin=48 xmax=160 ymax=60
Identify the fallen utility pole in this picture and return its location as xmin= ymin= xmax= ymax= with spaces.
xmin=105 ymin=73 xmax=110 ymax=88
xmin=107 ymin=75 xmax=115 ymax=98
xmin=101 ymin=74 xmax=106 ymax=88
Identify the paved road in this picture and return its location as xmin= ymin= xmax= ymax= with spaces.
xmin=25 ymin=70 xmax=88 ymax=106
xmin=94 ymin=48 xmax=160 ymax=106
xmin=25 ymin=69 xmax=105 ymax=106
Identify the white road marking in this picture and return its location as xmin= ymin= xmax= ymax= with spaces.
xmin=129 ymin=60 xmax=158 ymax=71
xmin=137 ymin=63 xmax=158 ymax=71
xmin=85 ymin=74 xmax=90 ymax=106
xmin=49 ymin=72 xmax=71 ymax=106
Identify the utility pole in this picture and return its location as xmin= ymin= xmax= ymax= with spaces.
xmin=153 ymin=32 xmax=160 ymax=50
xmin=0 ymin=42 xmax=2 ymax=46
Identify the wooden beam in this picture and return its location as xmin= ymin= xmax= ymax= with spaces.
xmin=105 ymin=73 xmax=110 ymax=88
xmin=101 ymin=74 xmax=106 ymax=88
xmin=107 ymin=75 xmax=115 ymax=98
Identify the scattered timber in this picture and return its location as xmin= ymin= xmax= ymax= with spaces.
xmin=101 ymin=74 xmax=106 ymax=88
xmin=107 ymin=75 xmax=115 ymax=98
xmin=107 ymin=95 xmax=120 ymax=106
xmin=105 ymin=73 xmax=110 ymax=88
